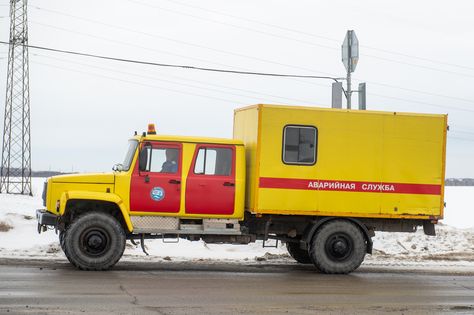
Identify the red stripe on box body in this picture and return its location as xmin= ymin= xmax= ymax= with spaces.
xmin=259 ymin=177 xmax=441 ymax=195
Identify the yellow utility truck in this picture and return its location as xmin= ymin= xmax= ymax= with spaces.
xmin=36 ymin=104 xmax=447 ymax=273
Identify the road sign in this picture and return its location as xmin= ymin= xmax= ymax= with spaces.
xmin=332 ymin=82 xmax=343 ymax=109
xmin=358 ymin=83 xmax=366 ymax=110
xmin=342 ymin=30 xmax=359 ymax=73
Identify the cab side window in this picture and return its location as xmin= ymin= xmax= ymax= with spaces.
xmin=283 ymin=125 xmax=317 ymax=165
xmin=140 ymin=146 xmax=179 ymax=173
xmin=194 ymin=148 xmax=232 ymax=176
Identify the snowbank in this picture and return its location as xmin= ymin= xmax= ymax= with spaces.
xmin=0 ymin=178 xmax=473 ymax=270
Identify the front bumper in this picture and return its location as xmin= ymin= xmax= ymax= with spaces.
xmin=36 ymin=209 xmax=58 ymax=233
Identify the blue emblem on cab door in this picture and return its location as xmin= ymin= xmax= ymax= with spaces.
xmin=150 ymin=187 xmax=165 ymax=201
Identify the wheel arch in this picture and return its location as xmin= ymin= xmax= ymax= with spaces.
xmin=303 ymin=217 xmax=373 ymax=254
xmin=60 ymin=191 xmax=133 ymax=232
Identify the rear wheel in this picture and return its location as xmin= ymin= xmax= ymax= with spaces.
xmin=286 ymin=241 xmax=312 ymax=264
xmin=63 ymin=212 xmax=126 ymax=271
xmin=309 ymin=220 xmax=366 ymax=274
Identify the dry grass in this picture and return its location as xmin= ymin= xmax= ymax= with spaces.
xmin=0 ymin=221 xmax=13 ymax=232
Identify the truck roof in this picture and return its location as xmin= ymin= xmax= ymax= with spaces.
xmin=235 ymin=104 xmax=447 ymax=118
xmin=132 ymin=134 xmax=244 ymax=145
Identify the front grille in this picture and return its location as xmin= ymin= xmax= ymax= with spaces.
xmin=42 ymin=181 xmax=47 ymax=207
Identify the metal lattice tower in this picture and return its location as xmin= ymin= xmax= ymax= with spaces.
xmin=0 ymin=0 xmax=31 ymax=195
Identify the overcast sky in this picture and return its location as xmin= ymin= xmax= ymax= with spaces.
xmin=0 ymin=0 xmax=473 ymax=177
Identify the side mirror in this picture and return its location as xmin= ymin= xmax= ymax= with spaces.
xmin=139 ymin=146 xmax=150 ymax=172
xmin=112 ymin=163 xmax=124 ymax=172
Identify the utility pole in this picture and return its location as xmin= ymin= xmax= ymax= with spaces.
xmin=347 ymin=66 xmax=351 ymax=109
xmin=358 ymin=82 xmax=366 ymax=110
xmin=0 ymin=0 xmax=32 ymax=195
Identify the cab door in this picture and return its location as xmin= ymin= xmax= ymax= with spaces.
xmin=130 ymin=142 xmax=182 ymax=213
xmin=186 ymin=145 xmax=235 ymax=215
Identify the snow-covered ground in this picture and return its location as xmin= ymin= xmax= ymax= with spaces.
xmin=0 ymin=177 xmax=473 ymax=270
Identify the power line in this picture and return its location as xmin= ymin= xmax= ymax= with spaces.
xmin=31 ymin=53 xmax=319 ymax=104
xmin=29 ymin=6 xmax=341 ymax=79
xmin=125 ymin=0 xmax=339 ymax=52
xmin=30 ymin=5 xmax=474 ymax=103
xmin=355 ymin=79 xmax=474 ymax=104
xmin=33 ymin=59 xmax=326 ymax=108
xmin=29 ymin=20 xmax=339 ymax=103
xmin=0 ymin=40 xmax=470 ymax=114
xmin=361 ymin=45 xmax=474 ymax=72
xmin=10 ymin=5 xmax=474 ymax=113
xmin=369 ymin=92 xmax=474 ymax=113
xmin=360 ymin=54 xmax=474 ymax=79
xmin=126 ymin=0 xmax=474 ymax=78
xmin=0 ymin=41 xmax=342 ymax=81
xmin=29 ymin=49 xmax=474 ymax=115
xmin=35 ymin=52 xmax=474 ymax=127
xmin=28 ymin=17 xmax=341 ymax=95
xmin=161 ymin=0 xmax=474 ymax=72
xmin=29 ymin=20 xmax=243 ymax=70
xmin=32 ymin=52 xmax=474 ymax=117
xmin=31 ymin=60 xmax=247 ymax=105
xmin=28 ymin=19 xmax=332 ymax=94
xmin=27 ymin=62 xmax=474 ymax=137
xmin=162 ymin=0 xmax=339 ymax=43
xmin=28 ymin=21 xmax=334 ymax=103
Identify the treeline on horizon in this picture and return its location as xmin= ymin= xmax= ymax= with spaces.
xmin=2 ymin=168 xmax=473 ymax=186
xmin=31 ymin=172 xmax=474 ymax=186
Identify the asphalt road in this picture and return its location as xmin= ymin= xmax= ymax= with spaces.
xmin=0 ymin=260 xmax=473 ymax=315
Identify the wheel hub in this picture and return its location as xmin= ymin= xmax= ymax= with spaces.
xmin=81 ymin=229 xmax=110 ymax=257
xmin=88 ymin=234 xmax=104 ymax=249
xmin=333 ymin=240 xmax=347 ymax=255
xmin=325 ymin=233 xmax=353 ymax=261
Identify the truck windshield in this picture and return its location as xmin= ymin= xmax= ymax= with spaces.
xmin=122 ymin=140 xmax=138 ymax=171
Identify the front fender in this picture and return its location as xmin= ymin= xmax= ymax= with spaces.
xmin=59 ymin=191 xmax=133 ymax=232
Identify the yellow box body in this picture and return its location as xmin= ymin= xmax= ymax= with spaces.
xmin=233 ymin=104 xmax=447 ymax=220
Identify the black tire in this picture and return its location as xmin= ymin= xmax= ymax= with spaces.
xmin=59 ymin=230 xmax=65 ymax=251
xmin=286 ymin=241 xmax=312 ymax=264
xmin=309 ymin=220 xmax=366 ymax=274
xmin=63 ymin=212 xmax=126 ymax=271
xmin=59 ymin=229 xmax=75 ymax=264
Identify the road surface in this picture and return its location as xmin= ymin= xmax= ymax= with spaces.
xmin=0 ymin=259 xmax=473 ymax=314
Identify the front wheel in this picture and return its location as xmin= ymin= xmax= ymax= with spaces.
xmin=63 ymin=212 xmax=126 ymax=271
xmin=59 ymin=230 xmax=65 ymax=252
xmin=309 ymin=220 xmax=366 ymax=274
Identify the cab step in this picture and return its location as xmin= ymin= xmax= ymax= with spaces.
xmin=130 ymin=216 xmax=241 ymax=235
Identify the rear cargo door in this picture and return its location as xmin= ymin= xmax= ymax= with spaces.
xmin=185 ymin=144 xmax=235 ymax=215
xmin=130 ymin=141 xmax=182 ymax=213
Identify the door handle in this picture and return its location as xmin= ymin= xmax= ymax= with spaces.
xmin=223 ymin=182 xmax=235 ymax=187
xmin=169 ymin=179 xmax=181 ymax=184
